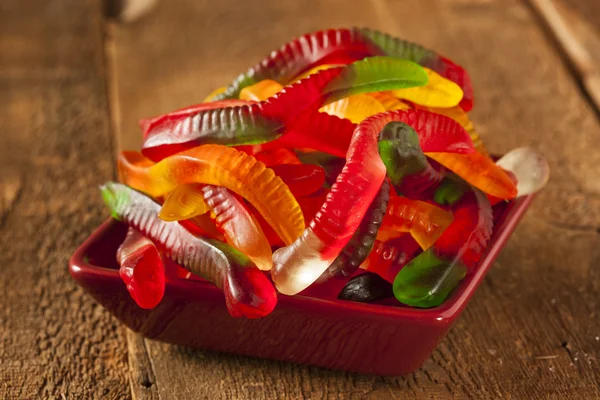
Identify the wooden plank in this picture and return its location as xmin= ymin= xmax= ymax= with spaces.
xmin=0 ymin=1 xmax=130 ymax=399
xmin=107 ymin=0 xmax=600 ymax=398
xmin=528 ymin=0 xmax=600 ymax=113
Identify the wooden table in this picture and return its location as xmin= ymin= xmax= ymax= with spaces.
xmin=2 ymin=0 xmax=599 ymax=398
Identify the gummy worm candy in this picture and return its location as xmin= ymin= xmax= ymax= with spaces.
xmin=270 ymin=113 xmax=389 ymax=295
xmin=212 ymin=28 xmax=386 ymax=100
xmin=239 ymin=79 xmax=283 ymax=101
xmin=269 ymin=164 xmax=326 ymax=197
xmin=100 ymin=182 xmax=277 ymax=318
xmin=212 ymin=27 xmax=473 ymax=111
xmin=139 ymin=99 xmax=253 ymax=140
xmin=360 ymin=235 xmax=421 ymax=283
xmin=159 ymin=184 xmax=209 ymax=221
xmin=296 ymin=152 xmax=346 ymax=187
xmin=291 ymin=64 xmax=342 ymax=83
xmin=203 ymin=87 xmax=227 ymax=102
xmin=117 ymin=227 xmax=165 ymax=309
xmin=495 ymin=147 xmax=550 ymax=197
xmin=368 ymin=91 xmax=411 ymax=111
xmin=433 ymin=177 xmax=469 ymax=206
xmin=321 ymin=178 xmax=390 ymax=280
xmin=416 ymin=105 xmax=489 ymax=156
xmin=275 ymin=112 xmax=357 ymax=158
xmin=378 ymin=196 xmax=454 ymax=251
xmin=393 ymin=188 xmax=493 ymax=307
xmin=356 ymin=27 xmax=474 ymax=111
xmin=338 ymin=272 xmax=393 ymax=303
xmin=320 ymin=94 xmax=386 ymax=123
xmin=271 ymin=109 xmax=474 ymax=295
xmin=239 ymin=111 xmax=357 ymax=159
xmin=118 ymin=145 xmax=305 ymax=245
xmin=391 ymin=68 xmax=464 ymax=108
xmin=160 ymin=184 xmax=273 ymax=271
xmin=376 ymin=119 xmax=460 ymax=198
xmin=253 ymin=148 xmax=301 ymax=166
xmin=293 ymin=107 xmax=475 ymax=166
xmin=377 ymin=120 xmax=441 ymax=190
xmin=141 ymin=57 xmax=429 ymax=161
xmin=426 ymin=151 xmax=517 ymax=199
xmin=181 ymin=214 xmax=224 ymax=241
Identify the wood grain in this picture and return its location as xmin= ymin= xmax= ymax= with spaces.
xmin=105 ymin=0 xmax=600 ymax=399
xmin=0 ymin=1 xmax=130 ymax=398
xmin=528 ymin=0 xmax=600 ymax=113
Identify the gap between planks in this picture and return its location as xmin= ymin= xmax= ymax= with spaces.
xmin=526 ymin=0 xmax=600 ymax=116
xmin=102 ymin=3 xmax=159 ymax=399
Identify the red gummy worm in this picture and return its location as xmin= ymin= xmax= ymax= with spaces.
xmin=213 ymin=28 xmax=384 ymax=100
xmin=117 ymin=227 xmax=165 ymax=309
xmin=270 ymin=164 xmax=326 ymax=197
xmin=102 ymin=182 xmax=277 ymax=318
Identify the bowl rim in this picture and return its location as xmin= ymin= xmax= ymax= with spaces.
xmin=69 ymin=193 xmax=534 ymax=325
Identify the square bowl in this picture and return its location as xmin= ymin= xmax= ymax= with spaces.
xmin=69 ymin=194 xmax=533 ymax=376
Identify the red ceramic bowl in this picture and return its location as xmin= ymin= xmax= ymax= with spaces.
xmin=69 ymin=194 xmax=533 ymax=376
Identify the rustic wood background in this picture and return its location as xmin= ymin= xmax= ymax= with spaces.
xmin=1 ymin=0 xmax=599 ymax=398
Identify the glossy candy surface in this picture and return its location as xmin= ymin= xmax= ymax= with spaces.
xmin=203 ymin=87 xmax=227 ymax=102
xmin=91 ymin=27 xmax=549 ymax=316
xmin=426 ymin=151 xmax=517 ymax=199
xmin=118 ymin=146 xmax=305 ymax=246
xmin=239 ymin=79 xmax=283 ymax=101
xmin=368 ymin=91 xmax=411 ymax=110
xmin=159 ymin=184 xmax=209 ymax=221
xmin=213 ymin=28 xmax=385 ymax=100
xmin=393 ymin=189 xmax=493 ymax=307
xmin=338 ymin=272 xmax=393 ymax=303
xmin=160 ymin=184 xmax=273 ymax=271
xmin=213 ymin=27 xmax=474 ymax=111
xmin=271 ymin=114 xmax=389 ymax=295
xmin=496 ymin=147 xmax=550 ymax=197
xmin=71 ymin=193 xmax=535 ymax=375
xmin=182 ymin=214 xmax=224 ymax=241
xmin=141 ymin=57 xmax=429 ymax=160
xmin=117 ymin=227 xmax=165 ymax=309
xmin=356 ymin=27 xmax=474 ymax=111
xmin=253 ymin=148 xmax=301 ymax=166
xmin=417 ymin=105 xmax=489 ymax=156
xmin=378 ymin=196 xmax=454 ymax=250
xmin=321 ymin=179 xmax=390 ymax=280
xmin=376 ymin=120 xmax=446 ymax=198
xmin=291 ymin=64 xmax=340 ymax=82
xmin=272 ymin=109 xmax=473 ymax=295
xmin=391 ymin=68 xmax=463 ymax=108
xmin=360 ymin=235 xmax=421 ymax=283
xmin=139 ymin=100 xmax=252 ymax=143
xmin=320 ymin=94 xmax=386 ymax=123
xmin=270 ymin=164 xmax=326 ymax=197
xmin=375 ymin=110 xmax=476 ymax=155
xmin=101 ymin=182 xmax=277 ymax=318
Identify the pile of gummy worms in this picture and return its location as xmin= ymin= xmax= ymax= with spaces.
xmin=101 ymin=27 xmax=549 ymax=318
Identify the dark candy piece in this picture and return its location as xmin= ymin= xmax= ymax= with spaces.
xmin=338 ymin=272 xmax=393 ymax=303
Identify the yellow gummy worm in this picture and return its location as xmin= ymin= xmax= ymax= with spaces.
xmin=239 ymin=80 xmax=284 ymax=101
xmin=159 ymin=184 xmax=209 ymax=221
xmin=368 ymin=91 xmax=412 ymax=111
xmin=320 ymin=94 xmax=386 ymax=123
xmin=392 ymin=67 xmax=463 ymax=108
xmin=203 ymin=87 xmax=227 ymax=102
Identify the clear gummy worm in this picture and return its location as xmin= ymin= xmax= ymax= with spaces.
xmin=101 ymin=182 xmax=277 ymax=318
